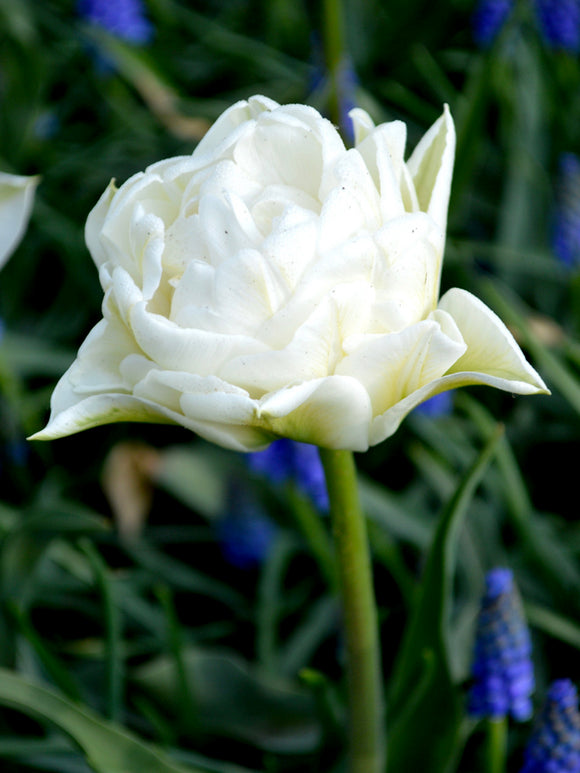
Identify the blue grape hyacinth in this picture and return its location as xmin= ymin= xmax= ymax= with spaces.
xmin=217 ymin=481 xmax=278 ymax=570
xmin=520 ymin=680 xmax=580 ymax=772
xmin=414 ymin=391 xmax=453 ymax=418
xmin=472 ymin=0 xmax=580 ymax=51
xmin=472 ymin=0 xmax=515 ymax=46
xmin=77 ymin=0 xmax=153 ymax=45
xmin=533 ymin=0 xmax=580 ymax=51
xmin=553 ymin=153 xmax=580 ymax=268
xmin=468 ymin=567 xmax=534 ymax=721
xmin=247 ymin=439 xmax=329 ymax=512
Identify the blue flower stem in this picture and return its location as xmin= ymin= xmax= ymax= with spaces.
xmin=318 ymin=448 xmax=385 ymax=773
xmin=322 ymin=0 xmax=345 ymax=130
xmin=487 ymin=717 xmax=507 ymax=773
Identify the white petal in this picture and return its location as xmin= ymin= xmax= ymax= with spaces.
xmin=258 ymin=376 xmax=373 ymax=450
xmin=373 ymin=212 xmax=442 ymax=325
xmin=406 ymin=105 xmax=455 ymax=233
xmin=192 ymin=96 xmax=279 ymax=164
xmin=85 ymin=180 xmax=117 ymax=270
xmin=29 ymin=393 xmax=179 ymax=440
xmin=0 ymin=172 xmax=39 ymax=269
xmin=260 ymin=205 xmax=319 ymax=288
xmin=233 ymin=108 xmax=329 ymax=200
xmin=130 ymin=301 xmax=268 ymax=376
xmin=355 ymin=119 xmax=408 ymax=220
xmin=369 ymin=382 xmax=450 ymax=446
xmin=136 ymin=370 xmax=272 ymax=451
xmin=129 ymin=205 xmax=165 ymax=300
xmin=350 ymin=107 xmax=376 ymax=145
xmin=197 ymin=193 xmax=260 ymax=266
xmin=60 ymin=314 xmax=142 ymax=402
xmin=337 ymin=319 xmax=466 ymax=415
xmin=318 ymin=149 xmax=381 ymax=253
xmin=438 ymin=288 xmax=549 ymax=393
xmin=220 ymin=297 xmax=341 ymax=395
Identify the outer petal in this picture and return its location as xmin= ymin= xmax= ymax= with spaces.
xmin=85 ymin=180 xmax=117 ymax=271
xmin=0 ymin=172 xmax=39 ymax=269
xmin=438 ymin=288 xmax=549 ymax=393
xmin=367 ymin=288 xmax=550 ymax=447
xmin=406 ymin=105 xmax=455 ymax=236
xmin=28 ymin=312 xmax=148 ymax=440
xmin=257 ymin=376 xmax=373 ymax=451
xmin=28 ymin=393 xmax=181 ymax=440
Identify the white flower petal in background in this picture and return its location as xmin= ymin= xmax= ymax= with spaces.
xmin=30 ymin=96 xmax=549 ymax=451
xmin=0 ymin=172 xmax=39 ymax=270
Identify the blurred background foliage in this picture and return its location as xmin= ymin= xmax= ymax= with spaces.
xmin=1 ymin=0 xmax=580 ymax=771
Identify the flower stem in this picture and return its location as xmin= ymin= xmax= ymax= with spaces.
xmin=487 ymin=717 xmax=507 ymax=773
xmin=318 ymin=448 xmax=385 ymax=773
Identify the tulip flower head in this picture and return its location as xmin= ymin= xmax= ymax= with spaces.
xmin=520 ymin=679 xmax=580 ymax=772
xmin=31 ymin=96 xmax=548 ymax=452
xmin=468 ymin=568 xmax=534 ymax=721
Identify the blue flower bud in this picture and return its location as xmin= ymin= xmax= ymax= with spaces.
xmin=553 ymin=153 xmax=580 ymax=268
xmin=533 ymin=0 xmax=580 ymax=53
xmin=217 ymin=482 xmax=278 ymax=570
xmin=414 ymin=391 xmax=453 ymax=418
xmin=468 ymin=567 xmax=534 ymax=721
xmin=472 ymin=0 xmax=515 ymax=47
xmin=77 ymin=0 xmax=154 ymax=45
xmin=520 ymin=679 xmax=580 ymax=772
xmin=247 ymin=439 xmax=329 ymax=512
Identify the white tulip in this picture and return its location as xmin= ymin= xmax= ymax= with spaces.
xmin=31 ymin=96 xmax=548 ymax=451
xmin=0 ymin=172 xmax=39 ymax=270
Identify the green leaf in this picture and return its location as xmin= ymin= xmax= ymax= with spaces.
xmin=386 ymin=425 xmax=504 ymax=773
xmin=0 ymin=504 xmax=109 ymax=604
xmin=0 ymin=668 xmax=201 ymax=773
xmin=480 ymin=279 xmax=580 ymax=415
xmin=124 ymin=541 xmax=247 ymax=611
xmin=133 ymin=648 xmax=322 ymax=753
xmin=358 ymin=475 xmax=432 ymax=548
xmin=525 ymin=602 xmax=580 ymax=650
xmin=1 ymin=331 xmax=74 ymax=377
xmin=154 ymin=445 xmax=233 ymax=519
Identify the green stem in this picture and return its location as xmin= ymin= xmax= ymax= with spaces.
xmin=487 ymin=717 xmax=507 ymax=773
xmin=318 ymin=448 xmax=385 ymax=773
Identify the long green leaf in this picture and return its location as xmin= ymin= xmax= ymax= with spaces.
xmin=386 ymin=425 xmax=504 ymax=773
xmin=0 ymin=668 xmax=201 ymax=773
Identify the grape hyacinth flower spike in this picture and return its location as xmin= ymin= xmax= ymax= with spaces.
xmin=533 ymin=0 xmax=580 ymax=53
xmin=217 ymin=480 xmax=277 ymax=569
xmin=247 ymin=439 xmax=329 ymax=511
xmin=77 ymin=0 xmax=153 ymax=44
xmin=469 ymin=567 xmax=534 ymax=721
xmin=520 ymin=679 xmax=580 ymax=772
xmin=472 ymin=0 xmax=514 ymax=46
xmin=553 ymin=153 xmax=580 ymax=268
